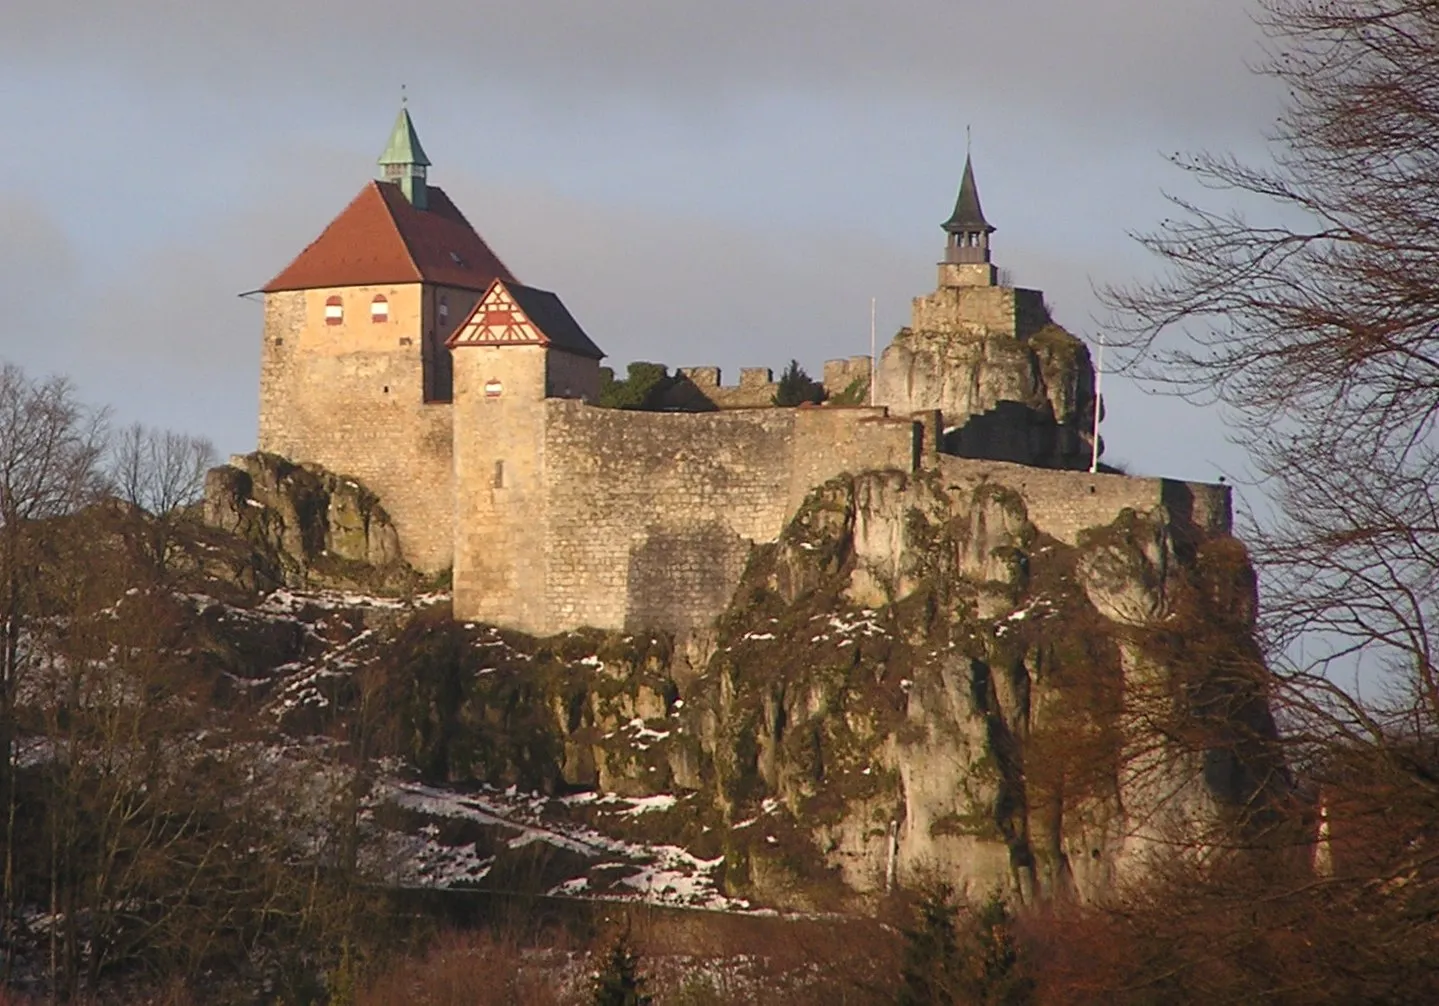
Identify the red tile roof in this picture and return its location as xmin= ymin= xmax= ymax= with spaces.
xmin=262 ymin=181 xmax=515 ymax=294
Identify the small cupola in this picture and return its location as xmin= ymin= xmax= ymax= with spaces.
xmin=942 ymin=155 xmax=994 ymax=266
xmin=377 ymin=103 xmax=432 ymax=210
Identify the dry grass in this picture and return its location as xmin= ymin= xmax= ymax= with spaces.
xmin=353 ymin=904 xmax=904 ymax=1006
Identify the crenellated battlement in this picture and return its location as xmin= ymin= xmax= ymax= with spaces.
xmin=662 ymin=357 xmax=875 ymax=410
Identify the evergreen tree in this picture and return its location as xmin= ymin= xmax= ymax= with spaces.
xmin=898 ymin=883 xmax=965 ymax=1005
xmin=899 ymin=887 xmax=1034 ymax=1005
xmin=598 ymin=362 xmax=673 ymax=410
xmin=591 ymin=933 xmax=652 ymax=1006
xmin=772 ymin=359 xmax=825 ymax=406
xmin=959 ymin=892 xmax=1034 ymax=1006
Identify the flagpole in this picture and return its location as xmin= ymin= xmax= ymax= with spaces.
xmin=1090 ymin=333 xmax=1105 ymax=473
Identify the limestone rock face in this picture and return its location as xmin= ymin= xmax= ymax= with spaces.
xmin=685 ymin=470 xmax=1283 ymax=909
xmin=202 ymin=452 xmax=413 ymax=590
xmin=876 ymin=323 xmax=1099 ymax=470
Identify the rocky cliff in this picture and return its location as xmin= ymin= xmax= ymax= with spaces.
xmin=272 ymin=466 xmax=1283 ymax=911
xmin=876 ymin=316 xmax=1101 ymax=470
xmin=190 ymin=450 xmax=1281 ymax=911
xmin=678 ymin=468 xmax=1282 ymax=906
xmin=203 ymin=452 xmax=417 ymax=592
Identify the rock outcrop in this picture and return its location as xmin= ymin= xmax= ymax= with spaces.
xmin=192 ymin=458 xmax=1278 ymax=913
xmin=877 ymin=321 xmax=1100 ymax=470
xmin=678 ymin=468 xmax=1283 ymax=907
xmin=203 ymin=452 xmax=416 ymax=591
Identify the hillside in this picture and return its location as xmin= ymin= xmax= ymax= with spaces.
xmin=0 ymin=454 xmax=1292 ymax=1002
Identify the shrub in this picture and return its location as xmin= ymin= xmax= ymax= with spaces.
xmin=773 ymin=360 xmax=825 ymax=407
xmin=591 ymin=933 xmax=652 ymax=1006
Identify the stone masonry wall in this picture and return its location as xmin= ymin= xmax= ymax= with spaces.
xmin=541 ymin=404 xmax=797 ymax=634
xmin=910 ymin=284 xmax=1048 ymax=340
xmin=537 ymin=402 xmax=918 ymax=635
xmin=258 ymin=285 xmax=455 ymax=574
xmin=673 ymin=366 xmax=782 ymax=408
xmin=936 ymin=455 xmax=1232 ymax=544
xmin=822 ymin=356 xmax=875 ymax=397
xmin=788 ymin=407 xmax=919 ymax=512
xmin=669 ymin=358 xmax=876 ymax=410
xmin=452 ymin=344 xmax=552 ymax=632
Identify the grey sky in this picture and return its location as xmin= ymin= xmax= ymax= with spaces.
xmin=0 ymin=1 xmax=1276 ymax=484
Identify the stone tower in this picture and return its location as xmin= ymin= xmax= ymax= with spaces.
xmin=448 ymin=280 xmax=604 ymax=633
xmin=874 ymin=153 xmax=1100 ymax=469
xmin=256 ymin=106 xmax=515 ymax=573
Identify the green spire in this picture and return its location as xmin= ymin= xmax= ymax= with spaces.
xmin=378 ymin=103 xmax=431 ymax=209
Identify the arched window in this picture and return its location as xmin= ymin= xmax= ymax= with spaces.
xmin=371 ymin=294 xmax=389 ymax=323
xmin=325 ymin=295 xmax=344 ymax=326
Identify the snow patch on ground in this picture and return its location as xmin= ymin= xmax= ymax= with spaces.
xmin=379 ymin=782 xmax=747 ymax=911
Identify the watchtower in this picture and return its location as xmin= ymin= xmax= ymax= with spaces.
xmin=448 ymin=279 xmax=605 ymax=632
xmin=939 ymin=155 xmax=998 ymax=289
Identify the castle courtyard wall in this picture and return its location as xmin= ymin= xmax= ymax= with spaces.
xmin=530 ymin=402 xmax=918 ymax=635
xmin=936 ymin=455 xmax=1232 ymax=544
xmin=540 ymin=404 xmax=797 ymax=634
xmin=258 ymin=285 xmax=455 ymax=573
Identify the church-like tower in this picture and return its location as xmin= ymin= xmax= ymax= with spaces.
xmin=377 ymin=105 xmax=432 ymax=210
xmin=939 ymin=155 xmax=998 ymax=288
xmin=255 ymin=106 xmax=514 ymax=573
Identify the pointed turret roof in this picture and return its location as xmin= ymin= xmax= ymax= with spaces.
xmin=378 ymin=106 xmax=431 ymax=168
xmin=942 ymin=155 xmax=994 ymax=234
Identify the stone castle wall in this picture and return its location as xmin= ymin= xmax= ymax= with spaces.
xmin=936 ymin=455 xmax=1232 ymax=544
xmin=823 ymin=356 xmax=874 ymax=397
xmin=484 ymin=402 xmax=917 ymax=635
xmin=911 ymin=284 xmax=1048 ymax=340
xmin=257 ymin=285 xmax=458 ymax=574
xmin=540 ymin=404 xmax=798 ymax=634
xmin=665 ymin=357 xmax=876 ymax=410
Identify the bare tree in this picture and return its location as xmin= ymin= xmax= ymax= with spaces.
xmin=109 ymin=423 xmax=214 ymax=517
xmin=0 ymin=361 xmax=106 ymax=977
xmin=1099 ymin=0 xmax=1439 ymax=993
xmin=107 ymin=423 xmax=216 ymax=572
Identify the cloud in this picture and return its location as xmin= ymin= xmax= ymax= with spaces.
xmin=0 ymin=197 xmax=81 ymax=376
xmin=7 ymin=1 xmax=1274 ymax=141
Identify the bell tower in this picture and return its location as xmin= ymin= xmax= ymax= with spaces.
xmin=939 ymin=155 xmax=997 ymax=288
xmin=377 ymin=102 xmax=431 ymax=210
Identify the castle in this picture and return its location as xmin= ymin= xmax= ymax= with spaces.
xmin=254 ymin=107 xmax=1229 ymax=636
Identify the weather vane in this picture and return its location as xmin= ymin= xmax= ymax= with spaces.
xmin=401 ymin=83 xmax=408 ymax=107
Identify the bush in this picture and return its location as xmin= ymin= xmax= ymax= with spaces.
xmin=898 ymin=887 xmax=1033 ymax=1006
xmin=772 ymin=360 xmax=825 ymax=407
xmin=598 ymin=363 xmax=674 ymax=410
xmin=591 ymin=933 xmax=652 ymax=1006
